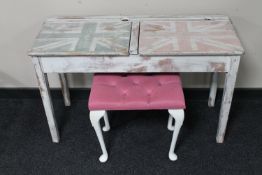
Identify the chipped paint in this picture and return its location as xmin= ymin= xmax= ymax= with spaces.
xmin=29 ymin=16 xmax=244 ymax=144
xmin=210 ymin=62 xmax=225 ymax=72
xmin=129 ymin=66 xmax=147 ymax=72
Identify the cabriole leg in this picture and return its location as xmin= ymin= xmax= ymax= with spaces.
xmin=102 ymin=111 xmax=110 ymax=132
xmin=32 ymin=57 xmax=60 ymax=143
xmin=90 ymin=110 xmax=108 ymax=163
xmin=168 ymin=109 xmax=184 ymax=161
xmin=167 ymin=115 xmax=175 ymax=131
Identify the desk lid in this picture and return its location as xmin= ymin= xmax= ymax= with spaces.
xmin=29 ymin=16 xmax=244 ymax=57
xmin=29 ymin=20 xmax=131 ymax=56
xmin=139 ymin=19 xmax=244 ymax=56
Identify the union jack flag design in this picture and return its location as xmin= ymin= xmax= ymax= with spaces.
xmin=31 ymin=21 xmax=131 ymax=56
xmin=139 ymin=20 xmax=244 ymax=56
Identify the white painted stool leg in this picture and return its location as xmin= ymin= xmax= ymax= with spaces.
xmin=90 ymin=110 xmax=108 ymax=163
xmin=167 ymin=115 xmax=175 ymax=131
xmin=168 ymin=109 xmax=184 ymax=161
xmin=102 ymin=111 xmax=110 ymax=132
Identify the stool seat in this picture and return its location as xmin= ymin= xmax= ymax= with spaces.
xmin=88 ymin=73 xmax=185 ymax=162
xmin=88 ymin=74 xmax=185 ymax=111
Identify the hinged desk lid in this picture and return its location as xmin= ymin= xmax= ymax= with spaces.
xmin=29 ymin=19 xmax=131 ymax=56
xmin=139 ymin=19 xmax=244 ymax=56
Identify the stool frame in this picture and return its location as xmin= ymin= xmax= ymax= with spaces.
xmin=90 ymin=109 xmax=184 ymax=163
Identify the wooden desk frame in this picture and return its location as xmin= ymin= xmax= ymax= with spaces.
xmin=30 ymin=15 xmax=243 ymax=143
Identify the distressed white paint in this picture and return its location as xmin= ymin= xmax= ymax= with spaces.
xmin=129 ymin=21 xmax=140 ymax=55
xmin=46 ymin=15 xmax=230 ymax=22
xmin=208 ymin=72 xmax=218 ymax=107
xmin=38 ymin=54 xmax=240 ymax=143
xmin=59 ymin=73 xmax=71 ymax=106
xmin=32 ymin=57 xmax=60 ymax=143
xmin=39 ymin=56 xmax=231 ymax=73
xmin=29 ymin=16 xmax=244 ymax=144
xmin=216 ymin=56 xmax=241 ymax=143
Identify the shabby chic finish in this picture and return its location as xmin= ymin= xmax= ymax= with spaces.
xmin=29 ymin=15 xmax=244 ymax=143
xmin=31 ymin=21 xmax=131 ymax=56
xmin=139 ymin=20 xmax=243 ymax=56
xmin=208 ymin=72 xmax=218 ymax=107
xmin=59 ymin=74 xmax=71 ymax=106
xmin=32 ymin=57 xmax=59 ymax=143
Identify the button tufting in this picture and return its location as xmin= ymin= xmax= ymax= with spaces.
xmin=133 ymin=81 xmax=139 ymax=85
xmin=147 ymin=90 xmax=152 ymax=95
xmin=109 ymin=81 xmax=117 ymax=86
xmin=122 ymin=90 xmax=128 ymax=95
xmin=89 ymin=74 xmax=185 ymax=110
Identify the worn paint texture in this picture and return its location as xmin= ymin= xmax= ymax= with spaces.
xmin=29 ymin=17 xmax=244 ymax=57
xmin=139 ymin=20 xmax=244 ymax=56
xmin=30 ymin=21 xmax=131 ymax=56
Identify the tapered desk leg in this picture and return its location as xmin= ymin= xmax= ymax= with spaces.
xmin=59 ymin=73 xmax=71 ymax=106
xmin=208 ymin=72 xmax=218 ymax=107
xmin=32 ymin=57 xmax=60 ymax=143
xmin=216 ymin=56 xmax=240 ymax=143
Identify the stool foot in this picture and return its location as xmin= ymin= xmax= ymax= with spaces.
xmin=90 ymin=110 xmax=109 ymax=163
xmin=99 ymin=153 xmax=108 ymax=163
xmin=169 ymin=152 xmax=178 ymax=161
xmin=168 ymin=109 xmax=184 ymax=161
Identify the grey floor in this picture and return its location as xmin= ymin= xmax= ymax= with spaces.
xmin=0 ymin=89 xmax=261 ymax=175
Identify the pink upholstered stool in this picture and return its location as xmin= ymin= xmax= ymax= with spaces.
xmin=88 ymin=74 xmax=185 ymax=162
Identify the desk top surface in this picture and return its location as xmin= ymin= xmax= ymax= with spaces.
xmin=29 ymin=15 xmax=244 ymax=57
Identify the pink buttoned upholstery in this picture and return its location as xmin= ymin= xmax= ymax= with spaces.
xmin=88 ymin=74 xmax=185 ymax=111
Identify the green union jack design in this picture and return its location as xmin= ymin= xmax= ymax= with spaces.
xmin=31 ymin=21 xmax=131 ymax=56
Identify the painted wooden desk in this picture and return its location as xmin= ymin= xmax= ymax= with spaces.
xmin=28 ymin=15 xmax=244 ymax=143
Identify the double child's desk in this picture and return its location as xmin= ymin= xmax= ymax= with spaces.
xmin=28 ymin=15 xmax=244 ymax=143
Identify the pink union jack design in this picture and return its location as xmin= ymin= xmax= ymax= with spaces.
xmin=139 ymin=20 xmax=244 ymax=56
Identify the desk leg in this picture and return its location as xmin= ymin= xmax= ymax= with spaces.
xmin=216 ymin=56 xmax=240 ymax=143
xmin=59 ymin=74 xmax=71 ymax=106
xmin=32 ymin=57 xmax=60 ymax=143
xmin=208 ymin=72 xmax=218 ymax=107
